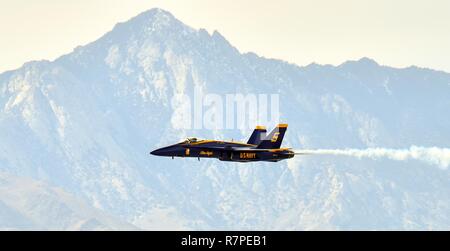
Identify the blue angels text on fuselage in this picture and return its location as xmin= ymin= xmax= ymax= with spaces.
xmin=150 ymin=124 xmax=294 ymax=162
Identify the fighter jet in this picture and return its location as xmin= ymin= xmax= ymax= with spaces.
xmin=150 ymin=124 xmax=295 ymax=162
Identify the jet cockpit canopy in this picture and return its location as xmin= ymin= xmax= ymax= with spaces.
xmin=183 ymin=137 xmax=198 ymax=144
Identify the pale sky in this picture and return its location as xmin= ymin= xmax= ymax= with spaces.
xmin=1 ymin=0 xmax=450 ymax=73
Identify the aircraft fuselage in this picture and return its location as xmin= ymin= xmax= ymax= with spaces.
xmin=150 ymin=140 xmax=294 ymax=162
xmin=150 ymin=124 xmax=294 ymax=163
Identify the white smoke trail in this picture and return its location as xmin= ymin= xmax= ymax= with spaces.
xmin=296 ymin=146 xmax=450 ymax=169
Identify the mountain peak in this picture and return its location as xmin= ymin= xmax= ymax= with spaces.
xmin=109 ymin=8 xmax=182 ymax=35
xmin=136 ymin=8 xmax=175 ymax=21
xmin=80 ymin=7 xmax=192 ymax=52
xmin=339 ymin=57 xmax=379 ymax=68
xmin=127 ymin=8 xmax=178 ymax=28
xmin=357 ymin=57 xmax=379 ymax=65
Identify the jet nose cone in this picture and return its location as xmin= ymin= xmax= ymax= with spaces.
xmin=150 ymin=149 xmax=163 ymax=156
xmin=150 ymin=146 xmax=177 ymax=156
xmin=150 ymin=145 xmax=183 ymax=157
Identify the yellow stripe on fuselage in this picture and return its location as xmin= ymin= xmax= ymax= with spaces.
xmin=189 ymin=140 xmax=255 ymax=147
xmin=268 ymin=148 xmax=292 ymax=152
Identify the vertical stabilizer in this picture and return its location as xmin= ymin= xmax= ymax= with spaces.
xmin=247 ymin=126 xmax=267 ymax=145
xmin=256 ymin=124 xmax=288 ymax=149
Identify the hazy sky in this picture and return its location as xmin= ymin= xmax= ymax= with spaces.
xmin=1 ymin=0 xmax=449 ymax=73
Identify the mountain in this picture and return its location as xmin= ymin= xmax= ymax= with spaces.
xmin=0 ymin=172 xmax=137 ymax=230
xmin=0 ymin=8 xmax=449 ymax=230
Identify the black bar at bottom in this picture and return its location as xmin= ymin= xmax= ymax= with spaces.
xmin=0 ymin=231 xmax=446 ymax=249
